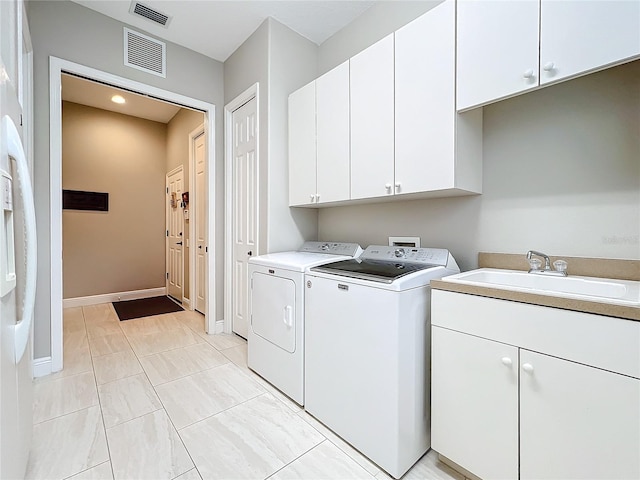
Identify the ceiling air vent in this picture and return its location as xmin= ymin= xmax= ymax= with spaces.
xmin=124 ymin=28 xmax=166 ymax=78
xmin=129 ymin=2 xmax=171 ymax=27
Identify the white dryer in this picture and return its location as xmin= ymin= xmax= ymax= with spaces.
xmin=248 ymin=241 xmax=362 ymax=405
xmin=304 ymin=245 xmax=460 ymax=479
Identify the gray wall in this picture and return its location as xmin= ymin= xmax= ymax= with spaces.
xmin=224 ymin=18 xmax=318 ymax=254
xmin=318 ymin=60 xmax=640 ymax=270
xmin=28 ymin=1 xmax=224 ymax=358
xmin=318 ymin=0 xmax=443 ymax=75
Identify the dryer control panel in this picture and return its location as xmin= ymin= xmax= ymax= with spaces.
xmin=298 ymin=241 xmax=363 ymax=257
xmin=362 ymin=246 xmax=451 ymax=266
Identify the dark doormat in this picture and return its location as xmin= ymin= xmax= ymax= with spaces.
xmin=112 ymin=296 xmax=183 ymax=321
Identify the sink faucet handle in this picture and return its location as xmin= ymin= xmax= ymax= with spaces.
xmin=528 ymin=258 xmax=542 ymax=271
xmin=553 ymin=259 xmax=568 ymax=273
xmin=526 ymin=250 xmax=551 ymax=269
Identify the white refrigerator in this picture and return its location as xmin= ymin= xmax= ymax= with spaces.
xmin=0 ymin=2 xmax=37 ymax=475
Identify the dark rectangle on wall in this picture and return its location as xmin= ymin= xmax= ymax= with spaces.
xmin=63 ymin=190 xmax=109 ymax=211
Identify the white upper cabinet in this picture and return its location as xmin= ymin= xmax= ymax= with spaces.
xmin=457 ymin=0 xmax=540 ymax=111
xmin=396 ymin=0 xmax=481 ymax=195
xmin=316 ymin=61 xmax=350 ymax=204
xmin=288 ymin=81 xmax=316 ymax=206
xmin=458 ymin=0 xmax=640 ymax=111
xmin=539 ymin=0 xmax=640 ymax=85
xmin=350 ymin=34 xmax=395 ymax=200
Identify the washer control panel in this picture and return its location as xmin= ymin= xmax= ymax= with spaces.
xmin=362 ymin=246 xmax=450 ymax=265
xmin=298 ymin=241 xmax=363 ymax=257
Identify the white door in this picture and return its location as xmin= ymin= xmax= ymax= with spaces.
xmin=395 ymin=0 xmax=455 ymax=194
xmin=350 ymin=34 xmax=395 ymax=200
xmin=251 ymin=273 xmax=295 ymax=352
xmin=288 ymin=81 xmax=316 ymax=206
xmin=520 ymin=350 xmax=640 ymax=480
xmin=193 ymin=132 xmax=206 ymax=314
xmin=456 ymin=0 xmax=540 ymax=110
xmin=0 ymin=1 xmax=36 ymax=477
xmin=431 ymin=327 xmax=519 ymax=480
xmin=539 ymin=0 xmax=640 ymax=85
xmin=231 ymin=97 xmax=258 ymax=338
xmin=316 ymin=61 xmax=350 ymax=203
xmin=166 ymin=166 xmax=184 ymax=302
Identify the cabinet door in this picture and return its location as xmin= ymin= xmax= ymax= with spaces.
xmin=395 ymin=0 xmax=455 ymax=194
xmin=350 ymin=34 xmax=394 ymax=200
xmin=520 ymin=350 xmax=640 ymax=480
xmin=288 ymin=81 xmax=316 ymax=206
xmin=316 ymin=61 xmax=350 ymax=203
xmin=540 ymin=0 xmax=640 ymax=85
xmin=457 ymin=0 xmax=540 ymax=110
xmin=431 ymin=327 xmax=519 ymax=480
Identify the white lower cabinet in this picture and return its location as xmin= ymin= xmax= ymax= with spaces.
xmin=431 ymin=291 xmax=640 ymax=480
xmin=432 ymin=327 xmax=518 ymax=480
xmin=520 ymin=350 xmax=640 ymax=480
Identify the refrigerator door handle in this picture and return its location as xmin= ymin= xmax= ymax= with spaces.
xmin=3 ymin=116 xmax=37 ymax=363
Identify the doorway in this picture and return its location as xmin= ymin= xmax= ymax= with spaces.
xmin=49 ymin=58 xmax=216 ymax=373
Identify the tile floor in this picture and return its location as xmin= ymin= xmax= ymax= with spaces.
xmin=27 ymin=303 xmax=468 ymax=480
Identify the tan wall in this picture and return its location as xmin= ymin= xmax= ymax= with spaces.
xmin=166 ymin=108 xmax=205 ymax=300
xmin=62 ymin=101 xmax=167 ymax=298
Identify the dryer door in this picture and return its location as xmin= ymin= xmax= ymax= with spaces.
xmin=251 ymin=272 xmax=296 ymax=353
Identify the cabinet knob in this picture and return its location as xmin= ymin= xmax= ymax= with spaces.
xmin=385 ymin=183 xmax=392 ymax=192
xmin=395 ymin=182 xmax=401 ymax=192
xmin=501 ymin=357 xmax=513 ymax=367
xmin=310 ymin=194 xmax=316 ymax=202
xmin=543 ymin=62 xmax=555 ymax=72
xmin=523 ymin=69 xmax=535 ymax=79
xmin=316 ymin=194 xmax=320 ymax=203
xmin=522 ymin=363 xmax=534 ymax=374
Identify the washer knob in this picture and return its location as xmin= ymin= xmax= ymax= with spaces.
xmin=321 ymin=243 xmax=330 ymax=251
xmin=394 ymin=248 xmax=405 ymax=258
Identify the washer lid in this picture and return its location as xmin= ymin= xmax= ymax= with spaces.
xmin=249 ymin=252 xmax=354 ymax=272
xmin=311 ymin=258 xmax=442 ymax=284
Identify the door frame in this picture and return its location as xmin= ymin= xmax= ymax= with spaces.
xmin=188 ymin=123 xmax=205 ymax=313
xmin=165 ymin=165 xmax=184 ymax=303
xmin=223 ymin=83 xmax=259 ymax=334
xmin=49 ymin=57 xmax=217 ymax=372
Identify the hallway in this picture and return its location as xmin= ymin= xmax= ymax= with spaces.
xmin=27 ymin=304 xmax=463 ymax=480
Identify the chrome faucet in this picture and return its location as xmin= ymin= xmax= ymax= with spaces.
xmin=526 ymin=250 xmax=568 ymax=276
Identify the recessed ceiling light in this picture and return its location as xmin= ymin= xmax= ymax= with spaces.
xmin=111 ymin=95 xmax=126 ymax=104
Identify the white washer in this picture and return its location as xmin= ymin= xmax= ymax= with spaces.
xmin=248 ymin=241 xmax=363 ymax=405
xmin=304 ymin=245 xmax=460 ymax=479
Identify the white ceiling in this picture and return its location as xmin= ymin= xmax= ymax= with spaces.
xmin=70 ymin=0 xmax=376 ymax=62
xmin=62 ymin=74 xmax=183 ymax=123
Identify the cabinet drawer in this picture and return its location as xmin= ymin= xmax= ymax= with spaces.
xmin=431 ymin=290 xmax=640 ymax=378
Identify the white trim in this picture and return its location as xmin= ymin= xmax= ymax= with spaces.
xmin=49 ymin=56 xmax=217 ymax=370
xmin=62 ymin=287 xmax=167 ymax=309
xmin=165 ymin=165 xmax=184 ymax=303
xmin=33 ymin=356 xmax=52 ymax=378
xmin=182 ymin=297 xmax=190 ymax=308
xmin=188 ymin=124 xmax=205 ymax=312
xmin=215 ymin=320 xmax=224 ymax=334
xmin=224 ymin=83 xmax=259 ymax=335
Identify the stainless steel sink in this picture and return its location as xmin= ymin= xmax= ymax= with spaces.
xmin=443 ymin=268 xmax=639 ymax=306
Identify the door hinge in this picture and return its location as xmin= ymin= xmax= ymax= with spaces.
xmin=166 ymin=230 xmax=169 ymax=237
xmin=205 ymin=247 xmax=208 ymax=253
xmin=19 ymin=114 xmax=23 ymax=126
xmin=166 ymin=187 xmax=169 ymax=194
xmin=166 ymin=272 xmax=169 ymax=279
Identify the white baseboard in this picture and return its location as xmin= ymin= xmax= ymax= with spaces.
xmin=33 ymin=356 xmax=52 ymax=378
xmin=63 ymin=287 xmax=168 ymax=308
xmin=214 ymin=320 xmax=224 ymax=334
xmin=182 ymin=298 xmax=191 ymax=308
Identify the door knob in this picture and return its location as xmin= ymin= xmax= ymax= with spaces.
xmin=198 ymin=245 xmax=202 ymax=249
xmin=176 ymin=242 xmax=183 ymax=245
xmin=248 ymin=251 xmax=253 ymax=256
